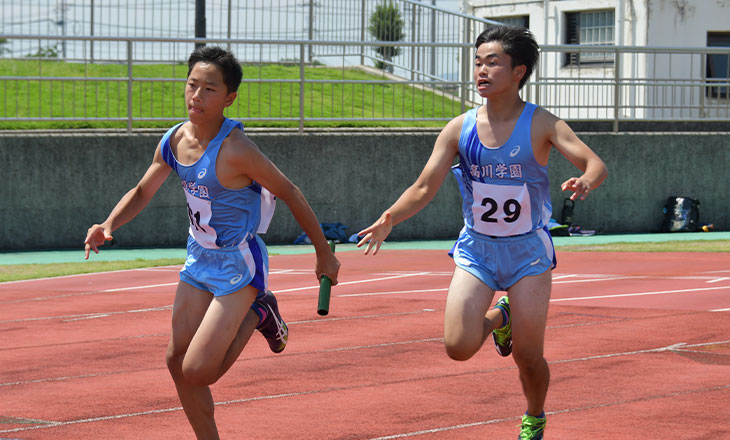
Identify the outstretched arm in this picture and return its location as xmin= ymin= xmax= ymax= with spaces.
xmin=357 ymin=115 xmax=463 ymax=255
xmin=538 ymin=110 xmax=607 ymax=201
xmin=84 ymin=143 xmax=171 ymax=259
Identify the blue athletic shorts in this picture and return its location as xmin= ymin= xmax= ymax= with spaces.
xmin=449 ymin=226 xmax=556 ymax=291
xmin=180 ymin=234 xmax=269 ymax=297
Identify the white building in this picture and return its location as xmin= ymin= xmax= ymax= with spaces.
xmin=460 ymin=0 xmax=730 ymax=122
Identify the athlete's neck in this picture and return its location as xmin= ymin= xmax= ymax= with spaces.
xmin=189 ymin=116 xmax=226 ymax=148
xmin=482 ymin=96 xmax=525 ymax=124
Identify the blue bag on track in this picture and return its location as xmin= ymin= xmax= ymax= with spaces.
xmin=293 ymin=222 xmax=350 ymax=244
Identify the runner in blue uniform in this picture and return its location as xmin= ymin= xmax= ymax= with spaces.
xmin=84 ymin=46 xmax=339 ymax=440
xmin=357 ymin=26 xmax=607 ymax=440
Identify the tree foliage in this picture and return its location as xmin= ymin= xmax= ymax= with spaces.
xmin=368 ymin=2 xmax=405 ymax=71
xmin=26 ymin=44 xmax=60 ymax=59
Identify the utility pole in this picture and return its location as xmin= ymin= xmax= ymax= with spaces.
xmin=61 ymin=2 xmax=67 ymax=58
xmin=195 ymin=0 xmax=206 ymax=48
xmin=90 ymin=0 xmax=95 ymax=61
xmin=55 ymin=0 xmax=68 ymax=58
xmin=431 ymin=0 xmax=436 ymax=77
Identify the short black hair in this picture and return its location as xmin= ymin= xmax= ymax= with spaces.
xmin=187 ymin=46 xmax=242 ymax=94
xmin=475 ymin=25 xmax=539 ymax=89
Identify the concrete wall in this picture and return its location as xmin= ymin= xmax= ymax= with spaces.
xmin=1 ymin=129 xmax=727 ymax=251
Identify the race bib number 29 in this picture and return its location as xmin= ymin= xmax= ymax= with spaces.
xmin=471 ymin=181 xmax=532 ymax=236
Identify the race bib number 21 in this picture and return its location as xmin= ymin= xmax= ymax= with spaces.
xmin=471 ymin=181 xmax=532 ymax=236
xmin=184 ymin=191 xmax=217 ymax=248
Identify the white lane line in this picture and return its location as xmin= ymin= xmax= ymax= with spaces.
xmin=367 ymin=271 xmax=454 ymax=276
xmin=1 ymin=290 xmax=442 ymax=324
xmin=0 ymin=283 xmax=177 ymax=305
xmin=0 ymin=266 xmax=182 ymax=285
xmin=710 ymin=308 xmax=730 ymax=312
xmin=367 ymin=416 xmax=518 ymax=439
xmin=553 ymin=276 xmax=640 ymax=284
xmin=367 ymin=383 xmax=730 ymax=439
xmin=707 ymin=277 xmax=730 ymax=284
xmin=5 ymin=339 xmax=726 ymax=435
xmin=2 ymin=271 xmax=429 ymax=304
xmin=99 ymin=282 xmax=177 ymax=293
xmin=550 ymin=342 xmax=688 ymax=364
xmin=6 ymin=281 xmax=730 ymax=324
xmin=550 ymin=285 xmax=730 ymax=302
xmin=340 ymin=288 xmax=447 ymax=298
xmin=289 ymin=309 xmax=438 ymax=325
xmin=276 ymin=272 xmax=432 ymax=294
xmin=1 ymin=371 xmax=141 ymax=388
xmin=368 ymin=339 xmax=730 ymax=439
xmin=0 ymin=306 xmax=172 ymax=324
xmin=1 ymin=334 xmax=443 ymax=388
xmin=1 ymin=309 xmax=439 ymax=350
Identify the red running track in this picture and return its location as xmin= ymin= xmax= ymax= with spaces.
xmin=1 ymin=250 xmax=729 ymax=439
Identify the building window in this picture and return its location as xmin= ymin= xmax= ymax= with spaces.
xmin=489 ymin=15 xmax=529 ymax=29
xmin=565 ymin=9 xmax=615 ymax=65
xmin=707 ymin=32 xmax=730 ymax=98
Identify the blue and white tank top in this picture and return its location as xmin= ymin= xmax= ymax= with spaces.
xmin=160 ymin=118 xmax=276 ymax=249
xmin=452 ymin=103 xmax=551 ymax=237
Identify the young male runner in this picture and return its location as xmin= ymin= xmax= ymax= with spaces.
xmin=357 ymin=26 xmax=607 ymax=439
xmin=84 ymin=46 xmax=339 ymax=439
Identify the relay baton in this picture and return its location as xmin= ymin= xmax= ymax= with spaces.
xmin=317 ymin=241 xmax=336 ymax=316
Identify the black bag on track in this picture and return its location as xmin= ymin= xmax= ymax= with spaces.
xmin=662 ymin=196 xmax=700 ymax=232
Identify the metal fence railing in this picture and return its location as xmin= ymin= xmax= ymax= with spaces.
xmin=526 ymin=45 xmax=730 ymax=131
xmin=1 ymin=1 xmax=728 ymax=132
xmin=0 ymin=35 xmax=475 ymax=132
xmin=0 ymin=0 xmax=477 ymax=82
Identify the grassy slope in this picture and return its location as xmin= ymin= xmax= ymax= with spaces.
xmin=0 ymin=60 xmax=460 ymax=129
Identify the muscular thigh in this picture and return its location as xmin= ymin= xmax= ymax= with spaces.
xmin=444 ymin=267 xmax=496 ymax=345
xmin=184 ymin=284 xmax=258 ymax=367
xmin=169 ymin=281 xmax=258 ymax=363
xmin=169 ymin=281 xmax=215 ymax=355
xmin=508 ymin=270 xmax=551 ymax=359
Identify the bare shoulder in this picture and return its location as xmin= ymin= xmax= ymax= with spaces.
xmin=220 ymin=126 xmax=261 ymax=160
xmin=531 ymin=105 xmax=581 ymax=146
xmin=436 ymin=112 xmax=467 ymax=146
xmin=216 ymin=126 xmax=266 ymax=187
xmin=444 ymin=112 xmax=467 ymax=133
xmin=531 ymin=105 xmax=563 ymax=136
xmin=170 ymin=121 xmax=190 ymax=147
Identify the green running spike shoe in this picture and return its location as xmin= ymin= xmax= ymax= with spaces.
xmin=518 ymin=412 xmax=546 ymax=440
xmin=492 ymin=295 xmax=512 ymax=357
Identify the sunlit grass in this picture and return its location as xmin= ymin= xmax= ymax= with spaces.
xmin=556 ymin=240 xmax=730 ymax=253
xmin=0 ymin=258 xmax=184 ymax=282
xmin=0 ymin=60 xmax=459 ymax=129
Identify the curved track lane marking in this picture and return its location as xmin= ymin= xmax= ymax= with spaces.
xmin=550 ymin=285 xmax=730 ymax=302
xmin=367 ymin=383 xmax=730 ymax=439
xmin=4 ymin=339 xmax=728 ymax=435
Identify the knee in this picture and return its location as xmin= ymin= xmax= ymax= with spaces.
xmin=443 ymin=326 xmax=482 ymax=361
xmin=182 ymin=363 xmax=219 ymax=387
xmin=165 ymin=346 xmax=183 ymax=377
xmin=512 ymin=350 xmax=547 ymax=375
xmin=444 ymin=339 xmax=477 ymax=361
xmin=166 ymin=347 xmax=219 ymax=386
